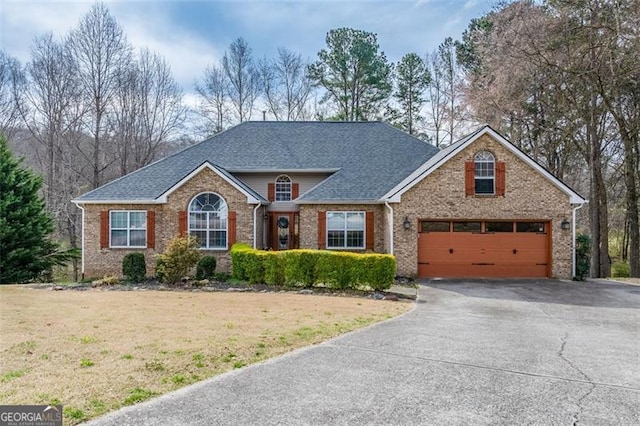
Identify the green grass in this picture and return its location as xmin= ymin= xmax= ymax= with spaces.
xmin=80 ymin=358 xmax=95 ymax=368
xmin=1 ymin=369 xmax=28 ymax=383
xmin=123 ymin=388 xmax=158 ymax=406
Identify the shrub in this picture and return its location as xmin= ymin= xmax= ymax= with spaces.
xmin=231 ymin=246 xmax=395 ymax=291
xmin=575 ymin=233 xmax=591 ymax=281
xmin=195 ymin=256 xmax=217 ymax=280
xmin=612 ymin=261 xmax=630 ymax=278
xmin=122 ymin=252 xmax=146 ymax=283
xmin=283 ymin=250 xmax=318 ymax=287
xmin=263 ymin=252 xmax=285 ymax=286
xmin=156 ymin=236 xmax=201 ymax=284
xmin=230 ymin=243 xmax=252 ymax=280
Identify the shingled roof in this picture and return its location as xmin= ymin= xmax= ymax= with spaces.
xmin=74 ymin=121 xmax=440 ymax=204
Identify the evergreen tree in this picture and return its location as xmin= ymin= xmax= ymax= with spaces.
xmin=0 ymin=134 xmax=76 ymax=283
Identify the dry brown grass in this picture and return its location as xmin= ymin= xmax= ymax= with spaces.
xmin=0 ymin=286 xmax=410 ymax=424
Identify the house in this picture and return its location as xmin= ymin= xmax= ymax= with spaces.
xmin=73 ymin=122 xmax=586 ymax=280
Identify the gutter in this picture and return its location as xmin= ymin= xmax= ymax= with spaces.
xmin=385 ymin=200 xmax=394 ymax=255
xmin=572 ymin=202 xmax=587 ymax=279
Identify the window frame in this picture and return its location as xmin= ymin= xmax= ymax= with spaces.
xmin=109 ymin=210 xmax=147 ymax=248
xmin=188 ymin=192 xmax=228 ymax=250
xmin=474 ymin=151 xmax=495 ymax=195
xmin=274 ymin=175 xmax=292 ymax=202
xmin=326 ymin=211 xmax=366 ymax=250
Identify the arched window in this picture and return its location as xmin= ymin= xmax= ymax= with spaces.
xmin=188 ymin=193 xmax=227 ymax=249
xmin=275 ymin=175 xmax=292 ymax=201
xmin=474 ymin=151 xmax=495 ymax=194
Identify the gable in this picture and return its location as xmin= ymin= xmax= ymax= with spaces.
xmin=383 ymin=126 xmax=586 ymax=204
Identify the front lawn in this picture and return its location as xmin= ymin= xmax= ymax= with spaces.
xmin=0 ymin=286 xmax=410 ymax=424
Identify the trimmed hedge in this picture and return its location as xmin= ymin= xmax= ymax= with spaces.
xmin=230 ymin=244 xmax=395 ymax=291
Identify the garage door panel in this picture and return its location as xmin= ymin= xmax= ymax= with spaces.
xmin=418 ymin=220 xmax=550 ymax=278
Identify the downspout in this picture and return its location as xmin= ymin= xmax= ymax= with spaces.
xmin=72 ymin=202 xmax=85 ymax=280
xmin=572 ymin=203 xmax=585 ymax=279
xmin=252 ymin=202 xmax=262 ymax=249
xmin=385 ymin=200 xmax=394 ymax=255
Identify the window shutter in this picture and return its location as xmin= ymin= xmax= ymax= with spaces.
xmin=268 ymin=183 xmax=275 ymax=202
xmin=100 ymin=211 xmax=109 ymax=249
xmin=465 ymin=162 xmax=475 ymax=196
xmin=318 ymin=211 xmax=326 ymax=249
xmin=366 ymin=211 xmax=374 ymax=250
xmin=178 ymin=211 xmax=187 ymax=236
xmin=292 ymin=183 xmax=299 ymax=199
xmin=147 ymin=210 xmax=155 ymax=249
xmin=496 ymin=162 xmax=506 ymax=196
xmin=228 ymin=211 xmax=237 ymax=249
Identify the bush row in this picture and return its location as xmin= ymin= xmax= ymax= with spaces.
xmin=230 ymin=243 xmax=395 ymax=291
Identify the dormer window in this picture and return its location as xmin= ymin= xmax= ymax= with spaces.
xmin=474 ymin=151 xmax=495 ymax=195
xmin=275 ymin=175 xmax=292 ymax=201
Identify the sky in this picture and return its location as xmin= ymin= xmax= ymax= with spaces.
xmin=0 ymin=0 xmax=492 ymax=103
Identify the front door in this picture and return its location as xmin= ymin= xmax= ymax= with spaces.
xmin=269 ymin=212 xmax=299 ymax=250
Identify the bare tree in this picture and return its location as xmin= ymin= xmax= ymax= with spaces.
xmin=425 ymin=50 xmax=446 ymax=147
xmin=18 ymin=33 xmax=86 ymax=280
xmin=259 ymin=48 xmax=313 ymax=121
xmin=222 ymin=37 xmax=260 ymax=123
xmin=68 ymin=1 xmax=131 ymax=189
xmin=112 ymin=49 xmax=186 ymax=175
xmin=195 ymin=63 xmax=231 ymax=135
xmin=0 ymin=51 xmax=25 ymax=139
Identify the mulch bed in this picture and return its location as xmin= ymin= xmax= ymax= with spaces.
xmin=25 ymin=279 xmax=417 ymax=301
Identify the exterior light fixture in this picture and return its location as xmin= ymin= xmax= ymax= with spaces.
xmin=561 ymin=218 xmax=570 ymax=231
xmin=403 ymin=216 xmax=411 ymax=230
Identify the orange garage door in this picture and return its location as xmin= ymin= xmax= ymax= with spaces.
xmin=418 ymin=220 xmax=550 ymax=278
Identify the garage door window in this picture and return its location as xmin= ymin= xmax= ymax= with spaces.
xmin=420 ymin=221 xmax=450 ymax=232
xmin=517 ymin=222 xmax=546 ymax=233
xmin=453 ymin=221 xmax=481 ymax=232
xmin=485 ymin=222 xmax=514 ymax=232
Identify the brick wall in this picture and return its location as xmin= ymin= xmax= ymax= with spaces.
xmin=393 ymin=134 xmax=574 ymax=279
xmin=81 ymin=167 xmax=256 ymax=278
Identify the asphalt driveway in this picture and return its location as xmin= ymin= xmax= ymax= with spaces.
xmin=88 ymin=279 xmax=640 ymax=425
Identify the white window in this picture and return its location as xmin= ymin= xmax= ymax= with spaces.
xmin=110 ymin=211 xmax=146 ymax=248
xmin=189 ymin=193 xmax=228 ymax=249
xmin=275 ymin=175 xmax=292 ymax=201
xmin=474 ymin=151 xmax=495 ymax=195
xmin=327 ymin=211 xmax=365 ymax=249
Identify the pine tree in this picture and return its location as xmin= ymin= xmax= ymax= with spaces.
xmin=0 ymin=134 xmax=76 ymax=283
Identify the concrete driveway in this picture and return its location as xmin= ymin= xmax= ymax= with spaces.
xmin=88 ymin=279 xmax=640 ymax=425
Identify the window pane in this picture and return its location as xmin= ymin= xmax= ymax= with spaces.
xmin=209 ymin=231 xmax=226 ymax=248
xmin=516 ymin=222 xmax=546 ymax=233
xmin=327 ymin=212 xmax=345 ymax=230
xmin=420 ymin=221 xmax=450 ymax=232
xmin=346 ymin=212 xmax=364 ymax=230
xmin=111 ymin=230 xmax=128 ymax=246
xmin=346 ymin=230 xmax=364 ymax=248
xmin=111 ymin=212 xmax=128 ymax=228
xmin=475 ymin=179 xmax=494 ymax=194
xmin=327 ymin=230 xmax=345 ymax=248
xmin=486 ymin=222 xmax=513 ymax=233
xmin=453 ymin=222 xmax=481 ymax=232
xmin=475 ymin=162 xmax=494 ymax=177
xmin=191 ymin=231 xmax=207 ymax=248
xmin=130 ymin=212 xmax=146 ymax=229
xmin=190 ymin=212 xmax=207 ymax=230
xmin=130 ymin=230 xmax=146 ymax=246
